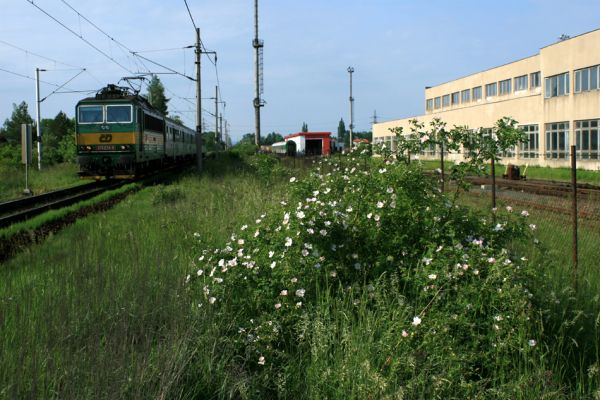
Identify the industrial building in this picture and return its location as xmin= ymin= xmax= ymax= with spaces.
xmin=373 ymin=28 xmax=600 ymax=170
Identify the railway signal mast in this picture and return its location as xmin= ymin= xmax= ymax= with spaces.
xmin=347 ymin=66 xmax=354 ymax=150
xmin=253 ymin=0 xmax=264 ymax=146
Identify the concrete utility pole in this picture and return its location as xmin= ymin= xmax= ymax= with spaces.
xmin=35 ymin=67 xmax=45 ymax=170
xmin=195 ymin=27 xmax=203 ymax=172
xmin=253 ymin=0 xmax=264 ymax=146
xmin=214 ymin=85 xmax=219 ymax=144
xmin=347 ymin=66 xmax=354 ymax=150
xmin=219 ymin=113 xmax=223 ymax=144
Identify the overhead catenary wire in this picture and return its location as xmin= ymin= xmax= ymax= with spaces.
xmin=0 ymin=66 xmax=79 ymax=90
xmin=183 ymin=0 xmax=197 ymax=30
xmin=40 ymin=69 xmax=86 ymax=102
xmin=0 ymin=39 xmax=84 ymax=69
xmin=25 ymin=0 xmax=134 ymax=74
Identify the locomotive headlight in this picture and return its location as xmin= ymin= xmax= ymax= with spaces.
xmin=85 ymin=145 xmax=92 ymax=151
xmin=120 ymin=145 xmax=128 ymax=150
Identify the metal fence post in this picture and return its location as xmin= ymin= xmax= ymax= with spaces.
xmin=571 ymin=145 xmax=578 ymax=289
xmin=491 ymin=157 xmax=496 ymax=209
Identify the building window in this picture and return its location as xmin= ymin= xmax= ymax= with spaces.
xmin=575 ymin=65 xmax=599 ymax=93
xmin=530 ymin=72 xmax=541 ymax=88
xmin=515 ymin=75 xmax=528 ymax=91
xmin=434 ymin=97 xmax=441 ymax=109
xmin=545 ymin=122 xmax=569 ymax=159
xmin=519 ymin=124 xmax=539 ymax=158
xmin=544 ymin=72 xmax=569 ymax=98
xmin=485 ymin=82 xmax=497 ymax=97
xmin=461 ymin=89 xmax=470 ymax=103
xmin=472 ymin=86 xmax=482 ymax=100
xmin=442 ymin=94 xmax=450 ymax=107
xmin=426 ymin=98 xmax=433 ymax=111
xmin=451 ymin=92 xmax=460 ymax=105
xmin=499 ymin=79 xmax=511 ymax=95
xmin=575 ymin=119 xmax=599 ymax=159
xmin=420 ymin=142 xmax=436 ymax=156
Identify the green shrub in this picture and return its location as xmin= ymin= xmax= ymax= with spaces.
xmin=187 ymin=150 xmax=546 ymax=397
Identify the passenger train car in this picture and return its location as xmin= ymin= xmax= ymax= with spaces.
xmin=76 ymin=84 xmax=197 ymax=179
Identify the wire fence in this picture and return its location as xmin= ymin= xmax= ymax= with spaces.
xmin=456 ymin=147 xmax=599 ymax=290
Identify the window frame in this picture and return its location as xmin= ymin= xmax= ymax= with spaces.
xmin=514 ymin=75 xmax=528 ymax=91
xmin=519 ymin=124 xmax=539 ymax=159
xmin=485 ymin=82 xmax=497 ymax=97
xmin=77 ymin=105 xmax=105 ymax=124
xmin=530 ymin=72 xmax=541 ymax=88
xmin=499 ymin=79 xmax=511 ymax=95
xmin=451 ymin=91 xmax=460 ymax=105
xmin=442 ymin=94 xmax=450 ymax=107
xmin=106 ymin=104 xmax=133 ymax=124
xmin=575 ymin=119 xmax=600 ymax=160
xmin=472 ymin=86 xmax=482 ymax=101
xmin=544 ymin=122 xmax=570 ymax=159
xmin=544 ymin=72 xmax=570 ymax=98
xmin=461 ymin=89 xmax=470 ymax=103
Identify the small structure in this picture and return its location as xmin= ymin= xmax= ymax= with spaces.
xmin=284 ymin=132 xmax=332 ymax=156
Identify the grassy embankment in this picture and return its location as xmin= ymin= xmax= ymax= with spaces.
xmin=1 ymin=153 xmax=599 ymax=398
xmin=0 ymin=154 xmax=292 ymax=398
xmin=0 ymin=163 xmax=83 ymax=202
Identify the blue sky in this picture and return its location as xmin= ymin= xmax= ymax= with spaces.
xmin=1 ymin=0 xmax=600 ymax=142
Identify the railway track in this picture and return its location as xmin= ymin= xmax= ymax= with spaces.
xmin=0 ymin=180 xmax=126 ymax=229
xmin=468 ymin=176 xmax=600 ymax=199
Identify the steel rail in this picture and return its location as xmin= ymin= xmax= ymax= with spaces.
xmin=0 ymin=181 xmax=124 ymax=228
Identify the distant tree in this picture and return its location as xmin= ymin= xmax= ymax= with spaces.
xmin=172 ymin=115 xmax=184 ymax=125
xmin=146 ymin=75 xmax=170 ymax=115
xmin=301 ymin=122 xmax=308 ymax=133
xmin=354 ymin=131 xmax=373 ymax=142
xmin=337 ymin=118 xmax=349 ymax=146
xmin=42 ymin=111 xmax=75 ymax=164
xmin=203 ymin=131 xmax=218 ymax=152
xmin=261 ymin=132 xmax=284 ymax=145
xmin=1 ymin=101 xmax=34 ymax=144
xmin=237 ymin=133 xmax=256 ymax=145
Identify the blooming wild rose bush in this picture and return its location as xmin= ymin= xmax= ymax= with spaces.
xmin=187 ymin=149 xmax=543 ymax=397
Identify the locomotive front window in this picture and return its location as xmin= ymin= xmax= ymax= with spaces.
xmin=78 ymin=106 xmax=103 ymax=123
xmin=106 ymin=105 xmax=132 ymax=123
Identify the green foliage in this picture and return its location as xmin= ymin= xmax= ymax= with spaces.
xmin=41 ymin=111 xmax=76 ymax=164
xmin=301 ymin=122 xmax=308 ymax=132
xmin=337 ymin=118 xmax=347 ymax=144
xmin=146 ymin=75 xmax=170 ymax=115
xmin=152 ymin=185 xmax=186 ymax=205
xmin=188 ymin=150 xmax=549 ymax=397
xmin=261 ymin=132 xmax=284 ymax=145
xmin=0 ymin=101 xmax=34 ymax=144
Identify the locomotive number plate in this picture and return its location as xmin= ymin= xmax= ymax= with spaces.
xmin=96 ymin=145 xmax=115 ymax=151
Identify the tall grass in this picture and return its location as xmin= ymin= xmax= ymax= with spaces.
xmin=461 ymin=191 xmax=600 ymax=397
xmin=1 ymin=153 xmax=598 ymax=398
xmin=0 ymin=154 xmax=288 ymax=399
xmin=0 ymin=163 xmax=83 ymax=202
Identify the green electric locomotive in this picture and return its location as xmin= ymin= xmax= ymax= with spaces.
xmin=76 ymin=84 xmax=196 ymax=179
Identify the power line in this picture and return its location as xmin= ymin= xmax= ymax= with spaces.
xmin=183 ymin=0 xmax=197 ymax=30
xmin=0 ymin=66 xmax=78 ymax=90
xmin=132 ymin=53 xmax=196 ymax=81
xmin=0 ymin=39 xmax=83 ymax=69
xmin=133 ymin=46 xmax=193 ymax=54
xmin=25 ymin=0 xmax=134 ymax=73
